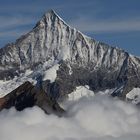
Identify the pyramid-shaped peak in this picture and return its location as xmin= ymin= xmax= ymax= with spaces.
xmin=36 ymin=9 xmax=70 ymax=29
xmin=44 ymin=9 xmax=59 ymax=17
xmin=47 ymin=9 xmax=56 ymax=14
xmin=34 ymin=9 xmax=62 ymax=28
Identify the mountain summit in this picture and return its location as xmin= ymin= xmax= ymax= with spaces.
xmin=0 ymin=10 xmax=140 ymax=104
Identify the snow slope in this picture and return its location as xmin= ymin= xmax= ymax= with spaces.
xmin=126 ymin=88 xmax=140 ymax=104
xmin=68 ymin=85 xmax=94 ymax=101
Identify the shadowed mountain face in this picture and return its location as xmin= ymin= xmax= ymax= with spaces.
xmin=0 ymin=10 xmax=140 ymax=108
xmin=0 ymin=81 xmax=65 ymax=116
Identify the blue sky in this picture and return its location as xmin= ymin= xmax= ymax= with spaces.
xmin=0 ymin=0 xmax=140 ymax=56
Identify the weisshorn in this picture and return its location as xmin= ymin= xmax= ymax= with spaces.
xmin=0 ymin=10 xmax=140 ymax=105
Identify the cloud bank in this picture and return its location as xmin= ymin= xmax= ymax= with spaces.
xmin=0 ymin=95 xmax=140 ymax=140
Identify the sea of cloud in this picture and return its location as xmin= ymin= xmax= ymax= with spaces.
xmin=0 ymin=95 xmax=140 ymax=140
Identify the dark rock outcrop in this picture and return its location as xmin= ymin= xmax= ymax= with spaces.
xmin=0 ymin=81 xmax=65 ymax=116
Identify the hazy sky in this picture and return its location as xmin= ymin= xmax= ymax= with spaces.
xmin=0 ymin=0 xmax=140 ymax=56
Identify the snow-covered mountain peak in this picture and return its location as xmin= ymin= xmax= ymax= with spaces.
xmin=0 ymin=10 xmax=140 ymax=103
xmin=34 ymin=9 xmax=69 ymax=30
xmin=0 ymin=10 xmax=138 ymax=71
xmin=42 ymin=9 xmax=59 ymax=22
xmin=45 ymin=9 xmax=56 ymax=15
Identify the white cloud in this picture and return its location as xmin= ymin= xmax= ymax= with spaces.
xmin=70 ymin=17 xmax=140 ymax=33
xmin=0 ymin=94 xmax=140 ymax=140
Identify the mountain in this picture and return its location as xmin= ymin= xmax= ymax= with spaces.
xmin=0 ymin=9 xmax=140 ymax=108
xmin=0 ymin=81 xmax=65 ymax=116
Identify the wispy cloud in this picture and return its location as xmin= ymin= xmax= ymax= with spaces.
xmin=0 ymin=29 xmax=29 ymax=38
xmin=0 ymin=15 xmax=36 ymax=45
xmin=69 ymin=17 xmax=140 ymax=33
xmin=0 ymin=16 xmax=35 ymax=29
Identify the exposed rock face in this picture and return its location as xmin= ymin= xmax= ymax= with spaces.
xmin=0 ymin=10 xmax=140 ymax=103
xmin=0 ymin=81 xmax=65 ymax=116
